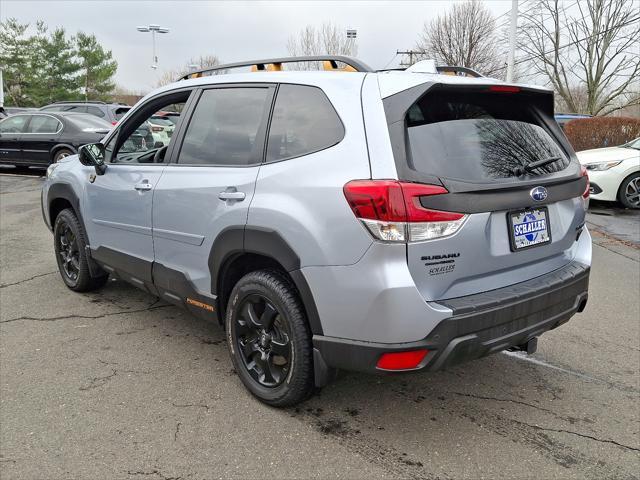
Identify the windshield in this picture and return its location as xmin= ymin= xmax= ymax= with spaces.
xmin=405 ymin=90 xmax=570 ymax=183
xmin=623 ymin=138 xmax=640 ymax=150
xmin=65 ymin=114 xmax=112 ymax=130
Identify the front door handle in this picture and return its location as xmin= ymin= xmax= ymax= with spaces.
xmin=134 ymin=182 xmax=153 ymax=191
xmin=218 ymin=187 xmax=245 ymax=202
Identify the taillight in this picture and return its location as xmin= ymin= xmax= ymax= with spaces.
xmin=580 ymin=165 xmax=589 ymax=209
xmin=111 ymin=121 xmax=118 ymax=126
xmin=376 ymin=349 xmax=429 ymax=370
xmin=489 ymin=85 xmax=520 ymax=93
xmin=343 ymin=180 xmax=468 ymax=243
xmin=580 ymin=165 xmax=589 ymax=199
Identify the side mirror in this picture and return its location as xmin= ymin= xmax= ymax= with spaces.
xmin=154 ymin=141 xmax=165 ymax=149
xmin=79 ymin=143 xmax=107 ymax=175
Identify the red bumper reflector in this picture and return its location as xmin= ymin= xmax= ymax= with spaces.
xmin=376 ymin=349 xmax=429 ymax=370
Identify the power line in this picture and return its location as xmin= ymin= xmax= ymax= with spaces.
xmin=515 ymin=15 xmax=640 ymax=66
xmin=381 ymin=52 xmax=399 ymax=70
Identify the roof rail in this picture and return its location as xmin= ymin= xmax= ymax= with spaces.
xmin=178 ymin=55 xmax=373 ymax=81
xmin=52 ymin=100 xmax=108 ymax=105
xmin=435 ymin=66 xmax=483 ymax=78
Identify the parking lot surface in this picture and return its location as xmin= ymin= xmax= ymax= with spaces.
xmin=1 ymin=173 xmax=639 ymax=479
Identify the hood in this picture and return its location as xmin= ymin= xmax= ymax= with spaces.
xmin=576 ymin=146 xmax=639 ymax=164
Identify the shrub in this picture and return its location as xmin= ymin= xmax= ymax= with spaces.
xmin=564 ymin=117 xmax=640 ymax=152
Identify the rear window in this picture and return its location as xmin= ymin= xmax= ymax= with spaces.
xmin=405 ymin=90 xmax=569 ymax=183
xmin=114 ymin=107 xmax=130 ymax=120
xmin=65 ymin=114 xmax=112 ymax=130
xmin=150 ymin=116 xmax=175 ymax=126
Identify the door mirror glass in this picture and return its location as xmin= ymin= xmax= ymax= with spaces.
xmin=79 ymin=143 xmax=107 ymax=174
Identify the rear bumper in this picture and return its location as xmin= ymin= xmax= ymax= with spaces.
xmin=313 ymin=260 xmax=589 ymax=374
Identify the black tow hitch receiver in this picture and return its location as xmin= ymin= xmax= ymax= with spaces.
xmin=508 ymin=337 xmax=538 ymax=355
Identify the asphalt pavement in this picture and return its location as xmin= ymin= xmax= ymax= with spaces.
xmin=1 ymin=173 xmax=639 ymax=479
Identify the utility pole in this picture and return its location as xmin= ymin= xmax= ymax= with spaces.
xmin=506 ymin=0 xmax=518 ymax=82
xmin=397 ymin=50 xmax=425 ymax=67
xmin=0 ymin=69 xmax=4 ymax=108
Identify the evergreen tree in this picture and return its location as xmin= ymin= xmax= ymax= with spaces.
xmin=75 ymin=32 xmax=118 ymax=101
xmin=0 ymin=19 xmax=33 ymax=106
xmin=36 ymin=26 xmax=82 ymax=105
xmin=0 ymin=18 xmax=118 ymax=107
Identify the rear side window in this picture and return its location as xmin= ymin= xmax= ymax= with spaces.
xmin=25 ymin=115 xmax=61 ymax=133
xmin=266 ymin=84 xmax=344 ymax=162
xmin=178 ymin=88 xmax=270 ymax=166
xmin=86 ymin=106 xmax=106 ymax=117
xmin=404 ymin=90 xmax=569 ymax=182
xmin=0 ymin=115 xmax=29 ymax=133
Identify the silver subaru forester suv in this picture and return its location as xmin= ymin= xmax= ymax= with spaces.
xmin=42 ymin=56 xmax=591 ymax=406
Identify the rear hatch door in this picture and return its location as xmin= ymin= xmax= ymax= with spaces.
xmin=382 ymin=83 xmax=587 ymax=301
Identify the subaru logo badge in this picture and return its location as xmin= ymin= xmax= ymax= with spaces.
xmin=530 ymin=186 xmax=548 ymax=202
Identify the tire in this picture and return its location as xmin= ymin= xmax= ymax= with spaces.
xmin=53 ymin=208 xmax=108 ymax=292
xmin=617 ymin=172 xmax=640 ymax=209
xmin=52 ymin=148 xmax=73 ymax=163
xmin=225 ymin=270 xmax=314 ymax=407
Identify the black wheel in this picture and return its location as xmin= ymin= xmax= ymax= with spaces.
xmin=52 ymin=148 xmax=73 ymax=163
xmin=226 ymin=270 xmax=314 ymax=407
xmin=618 ymin=173 xmax=640 ymax=209
xmin=54 ymin=208 xmax=108 ymax=292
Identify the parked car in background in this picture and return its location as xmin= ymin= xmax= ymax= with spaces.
xmin=0 ymin=112 xmax=112 ymax=167
xmin=147 ymin=115 xmax=176 ymax=145
xmin=39 ymin=101 xmax=130 ymax=125
xmin=5 ymin=107 xmax=38 ymax=115
xmin=555 ymin=113 xmax=592 ymax=131
xmin=577 ymin=138 xmax=640 ymax=208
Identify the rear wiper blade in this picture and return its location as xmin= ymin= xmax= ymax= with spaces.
xmin=513 ymin=156 xmax=562 ymax=176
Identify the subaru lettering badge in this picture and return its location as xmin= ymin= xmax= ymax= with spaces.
xmin=530 ymin=186 xmax=548 ymax=202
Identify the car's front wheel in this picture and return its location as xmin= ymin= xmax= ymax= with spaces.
xmin=618 ymin=172 xmax=640 ymax=209
xmin=226 ymin=270 xmax=314 ymax=407
xmin=54 ymin=208 xmax=108 ymax=291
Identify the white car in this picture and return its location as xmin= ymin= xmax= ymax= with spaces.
xmin=147 ymin=115 xmax=176 ymax=146
xmin=577 ymin=138 xmax=640 ymax=209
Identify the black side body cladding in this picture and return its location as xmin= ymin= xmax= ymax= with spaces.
xmin=210 ymin=226 xmax=323 ymax=335
xmin=46 ymin=182 xmax=102 ymax=277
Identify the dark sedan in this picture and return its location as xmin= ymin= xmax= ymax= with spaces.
xmin=0 ymin=112 xmax=112 ymax=166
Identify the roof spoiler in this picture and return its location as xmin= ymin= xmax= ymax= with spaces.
xmin=177 ymin=55 xmax=373 ymax=81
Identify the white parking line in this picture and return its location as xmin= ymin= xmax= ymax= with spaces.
xmin=502 ymin=350 xmax=602 ymax=383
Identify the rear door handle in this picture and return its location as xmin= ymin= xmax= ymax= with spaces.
xmin=218 ymin=188 xmax=245 ymax=202
xmin=134 ymin=182 xmax=153 ymax=191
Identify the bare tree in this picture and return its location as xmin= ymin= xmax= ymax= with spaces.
xmin=415 ymin=0 xmax=505 ymax=76
xmin=519 ymin=0 xmax=640 ymax=115
xmin=156 ymin=54 xmax=221 ymax=87
xmin=286 ymin=22 xmax=357 ymax=70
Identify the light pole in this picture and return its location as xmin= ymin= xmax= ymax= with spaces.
xmin=506 ymin=0 xmax=518 ymax=82
xmin=136 ymin=24 xmax=170 ymax=69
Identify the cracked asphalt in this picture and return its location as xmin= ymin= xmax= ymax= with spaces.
xmin=1 ymin=173 xmax=639 ymax=480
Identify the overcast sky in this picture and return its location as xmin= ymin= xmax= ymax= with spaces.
xmin=1 ymin=1 xmax=514 ymax=92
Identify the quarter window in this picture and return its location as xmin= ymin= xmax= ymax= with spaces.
xmin=0 ymin=115 xmax=29 ymax=133
xmin=86 ymin=106 xmax=106 ymax=118
xmin=178 ymin=88 xmax=270 ymax=166
xmin=266 ymin=84 xmax=344 ymax=162
xmin=25 ymin=115 xmax=61 ymax=134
